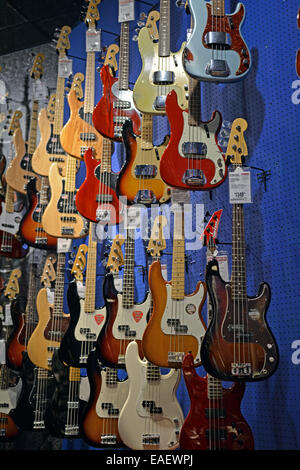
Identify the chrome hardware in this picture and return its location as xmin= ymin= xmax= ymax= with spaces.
xmin=205 ymin=59 xmax=230 ymax=77
xmin=205 ymin=31 xmax=231 ymax=48
xmin=183 ymin=169 xmax=207 ymax=186
xmin=153 ymin=70 xmax=174 ymax=85
xmin=153 ymin=95 xmax=166 ymax=110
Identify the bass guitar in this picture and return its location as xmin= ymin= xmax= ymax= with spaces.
xmin=92 ymin=20 xmax=141 ymax=141
xmin=200 ymin=119 xmax=279 ymax=382
xmin=159 ymin=77 xmax=227 ymax=190
xmin=132 ymin=2 xmax=188 ymax=115
xmin=183 ymin=0 xmax=251 ymax=82
xmin=31 ymin=27 xmax=72 ymax=176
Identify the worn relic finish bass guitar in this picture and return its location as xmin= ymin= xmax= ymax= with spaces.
xmin=200 ymin=119 xmax=279 ymax=382
xmin=159 ymin=78 xmax=226 ymax=190
xmin=133 ymin=3 xmax=188 ymax=115
xmin=60 ymin=0 xmax=104 ymax=161
xmin=183 ymin=0 xmax=251 ymax=82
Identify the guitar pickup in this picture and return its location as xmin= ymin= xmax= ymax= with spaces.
xmin=142 ymin=434 xmax=160 ymax=445
xmin=182 ymin=142 xmax=207 ymax=156
xmin=205 ymin=428 xmax=227 ymax=441
xmin=113 ymin=100 xmax=130 ymax=109
xmin=61 ymin=227 xmax=74 ymax=235
xmin=101 ymin=435 xmax=117 ymax=445
xmin=113 ymin=116 xmax=128 ymax=124
xmin=153 ymin=70 xmax=174 ymax=85
xmin=96 ymin=194 xmax=113 ymax=203
xmin=81 ymin=146 xmax=95 ymax=157
xmin=168 ymin=351 xmax=184 ymax=366
xmin=118 ymin=325 xmax=136 ymax=337
xmin=60 ymin=216 xmax=76 ymax=222
xmin=65 ymin=424 xmax=79 ymax=435
xmin=134 ymin=165 xmax=157 ymax=178
xmin=80 ymin=132 xmax=96 ymax=141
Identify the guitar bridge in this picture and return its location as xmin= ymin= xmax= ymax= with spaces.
xmin=168 ymin=351 xmax=184 ymax=366
xmin=134 ymin=189 xmax=156 ymax=204
xmin=231 ymin=362 xmax=252 ymax=376
xmin=101 ymin=435 xmax=117 ymax=445
xmin=205 ymin=59 xmax=230 ymax=78
xmin=183 ymin=169 xmax=207 ymax=186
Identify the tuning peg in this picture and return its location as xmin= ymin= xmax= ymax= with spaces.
xmin=139 ymin=12 xmax=147 ymax=20
xmin=137 ymin=20 xmax=145 ymax=27
xmin=132 ymin=35 xmax=139 ymax=42
xmin=176 ymin=0 xmax=185 ymax=7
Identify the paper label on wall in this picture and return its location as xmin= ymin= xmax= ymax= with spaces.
xmin=229 ymin=166 xmax=252 ymax=204
xmin=114 ymin=276 xmax=123 ymax=292
xmin=57 ymin=238 xmax=72 ymax=253
xmin=76 ymin=281 xmax=86 ymax=299
xmin=58 ymin=58 xmax=73 ymax=78
xmin=207 ymin=251 xmax=229 ymax=282
xmin=118 ymin=0 xmax=135 ymax=22
xmin=32 ymin=79 xmax=48 ymax=101
xmin=46 ymin=288 xmax=55 ymax=305
xmin=171 ymin=188 xmax=190 ymax=204
xmin=86 ymin=29 xmax=101 ymax=52
xmin=3 ymin=303 xmax=13 ymax=326
xmin=161 ymin=264 xmax=168 ymax=281
xmin=0 ymin=339 xmax=6 ymax=364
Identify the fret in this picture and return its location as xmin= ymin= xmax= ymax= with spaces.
xmin=212 ymin=0 xmax=225 ymax=17
xmin=84 ymin=223 xmax=97 ymax=312
xmin=159 ymin=0 xmax=170 ymax=57
xmin=231 ymin=204 xmax=247 ymax=299
xmin=118 ymin=22 xmax=129 ymax=90
xmin=28 ymin=100 xmax=39 ymax=155
xmin=99 ymin=138 xmax=113 ymax=173
xmin=122 ymin=228 xmax=135 ymax=308
xmin=83 ymin=51 xmax=95 ymax=115
xmin=65 ymin=154 xmax=77 ymax=192
xmin=5 ymin=185 xmax=15 ymax=213
xmin=140 ymin=114 xmax=153 ymax=150
xmin=39 ymin=177 xmax=50 ymax=205
xmin=188 ymin=77 xmax=202 ymax=127
xmin=53 ymin=253 xmax=66 ymax=319
xmin=69 ymin=367 xmax=81 ymax=382
xmin=171 ymin=210 xmax=185 ymax=300
xmin=53 ymin=76 xmax=66 ymax=134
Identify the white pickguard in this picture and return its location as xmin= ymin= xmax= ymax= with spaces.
xmin=95 ymin=369 xmax=129 ymax=418
xmin=118 ymin=341 xmax=184 ymax=450
xmin=0 ymin=378 xmax=22 ymax=413
xmin=178 ymin=111 xmax=226 ymax=185
xmin=161 ymin=283 xmax=206 ymax=364
xmin=111 ymin=82 xmax=141 ymax=115
xmin=0 ymin=203 xmax=25 ymax=235
xmin=112 ymin=293 xmax=151 ymax=341
xmin=74 ymin=299 xmax=107 ymax=342
xmin=185 ymin=0 xmax=247 ymax=82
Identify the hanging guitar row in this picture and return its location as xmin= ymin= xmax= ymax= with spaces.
xmin=0 ymin=0 xmax=278 ymax=452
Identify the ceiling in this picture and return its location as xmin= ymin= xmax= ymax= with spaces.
xmin=0 ymin=0 xmax=85 ymax=56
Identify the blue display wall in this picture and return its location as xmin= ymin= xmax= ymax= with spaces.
xmin=57 ymin=0 xmax=300 ymax=451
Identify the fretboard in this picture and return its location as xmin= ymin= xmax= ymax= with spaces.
xmin=25 ymin=261 xmax=38 ymax=342
xmin=84 ymin=223 xmax=97 ymax=312
xmin=118 ymin=21 xmax=129 ymax=90
xmin=65 ymin=155 xmax=77 ymax=192
xmin=188 ymin=77 xmax=202 ymax=126
xmin=171 ymin=209 xmax=185 ymax=300
xmin=52 ymin=252 xmax=66 ymax=320
xmin=99 ymin=138 xmax=113 ymax=173
xmin=83 ymin=51 xmax=95 ymax=115
xmin=53 ymin=76 xmax=66 ymax=135
xmin=212 ymin=0 xmax=225 ymax=17
xmin=122 ymin=228 xmax=135 ymax=308
xmin=39 ymin=177 xmax=50 ymax=205
xmin=140 ymin=114 xmax=153 ymax=150
xmin=28 ymin=100 xmax=39 ymax=155
xmin=231 ymin=203 xmax=247 ymax=300
xmin=69 ymin=366 xmax=81 ymax=382
xmin=5 ymin=185 xmax=15 ymax=213
xmin=159 ymin=0 xmax=170 ymax=57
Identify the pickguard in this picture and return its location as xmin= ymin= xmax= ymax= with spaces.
xmin=0 ymin=205 xmax=25 ymax=235
xmin=0 ymin=379 xmax=22 ymax=413
xmin=112 ymin=293 xmax=151 ymax=341
xmin=74 ymin=300 xmax=107 ymax=342
xmin=95 ymin=369 xmax=129 ymax=418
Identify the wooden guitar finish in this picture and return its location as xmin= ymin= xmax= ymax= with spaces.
xmin=160 ymin=88 xmax=227 ymax=191
xmin=142 ymin=260 xmax=206 ymax=368
xmin=117 ymin=118 xmax=171 ymax=205
xmin=6 ymin=297 xmax=27 ymax=371
xmin=75 ymin=146 xmax=123 ymax=224
xmin=179 ymin=352 xmax=254 ymax=450
xmin=95 ymin=273 xmax=145 ymax=368
xmin=19 ymin=177 xmax=57 ymax=249
xmin=81 ymin=350 xmax=126 ymax=447
xmin=200 ymin=258 xmax=279 ymax=382
xmin=0 ymin=412 xmax=19 ymax=441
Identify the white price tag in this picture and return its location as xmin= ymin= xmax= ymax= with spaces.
xmin=30 ymin=247 xmax=41 ymax=263
xmin=171 ymin=188 xmax=190 ymax=204
xmin=46 ymin=288 xmax=55 ymax=305
xmin=114 ymin=275 xmax=123 ymax=292
xmin=118 ymin=0 xmax=135 ymax=22
xmin=0 ymin=339 xmax=6 ymax=364
xmin=229 ymin=166 xmax=252 ymax=204
xmin=76 ymin=280 xmax=86 ymax=299
xmin=86 ymin=29 xmax=101 ymax=52
xmin=161 ymin=264 xmax=168 ymax=281
xmin=207 ymin=251 xmax=229 ymax=282
xmin=3 ymin=303 xmax=13 ymax=326
xmin=58 ymin=58 xmax=73 ymax=78
xmin=57 ymin=238 xmax=72 ymax=253
xmin=32 ymin=79 xmax=48 ymax=101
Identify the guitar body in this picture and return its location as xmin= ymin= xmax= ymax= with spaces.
xmin=117 ymin=120 xmax=171 ymax=205
xmin=60 ymin=89 xmax=103 ymax=160
xmin=75 ymin=147 xmax=123 ymax=224
xmin=93 ymin=65 xmax=141 ymax=142
xmin=31 ymin=108 xmax=66 ymax=177
xmin=81 ymin=350 xmax=127 ymax=447
xmin=42 ymin=162 xmax=87 ymax=239
xmin=0 ymin=228 xmax=28 ymax=258
xmin=200 ymin=259 xmax=279 ymax=381
xmin=133 ymin=27 xmax=188 ymax=115
xmin=0 ymin=200 xmax=26 ymax=235
xmin=6 ymin=298 xmax=26 ymax=371
xmin=96 ymin=273 xmax=148 ymax=368
xmin=183 ymin=1 xmax=251 ymax=82
xmin=142 ymin=261 xmax=207 ymax=368
xmin=160 ymin=90 xmax=227 ymax=190
xmin=19 ymin=178 xmax=57 ymax=249
xmin=118 ymin=341 xmax=184 ymax=450
xmin=44 ymin=350 xmax=84 ymax=438
xmin=0 ymin=375 xmax=22 ymax=440
xmin=179 ymin=352 xmax=254 ymax=450
xmin=5 ymin=127 xmax=40 ymax=195
xmin=59 ymin=280 xmax=106 ymax=367
xmin=27 ymin=288 xmax=69 ymax=370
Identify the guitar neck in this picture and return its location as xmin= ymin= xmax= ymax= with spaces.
xmin=122 ymin=228 xmax=135 ymax=308
xmin=69 ymin=366 xmax=81 ymax=382
xmin=53 ymin=76 xmax=66 ymax=135
xmin=25 ymin=261 xmax=38 ymax=342
xmin=140 ymin=114 xmax=153 ymax=150
xmin=5 ymin=185 xmax=15 ymax=213
xmin=65 ymin=155 xmax=77 ymax=192
xmin=231 ymin=203 xmax=247 ymax=300
xmin=83 ymin=51 xmax=95 ymax=115
xmin=171 ymin=209 xmax=185 ymax=300
xmin=99 ymin=138 xmax=113 ymax=173
xmin=52 ymin=252 xmax=66 ymax=319
xmin=39 ymin=177 xmax=50 ymax=205
xmin=159 ymin=0 xmax=170 ymax=57
xmin=84 ymin=223 xmax=97 ymax=312
xmin=118 ymin=21 xmax=130 ymax=90
xmin=212 ymin=0 xmax=225 ymax=17
xmin=188 ymin=77 xmax=202 ymax=126
xmin=28 ymin=100 xmax=39 ymax=155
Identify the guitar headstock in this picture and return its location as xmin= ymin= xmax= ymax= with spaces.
xmin=8 ymin=110 xmax=22 ymax=135
xmin=4 ymin=269 xmax=22 ymax=300
xmin=47 ymin=93 xmax=56 ymax=122
xmin=56 ymin=25 xmax=72 ymax=58
xmin=71 ymin=244 xmax=88 ymax=281
xmin=40 ymin=254 xmax=57 ymax=288
xmin=85 ymin=0 xmax=101 ymax=29
xmin=147 ymin=215 xmax=167 ymax=258
xmin=71 ymin=73 xmax=85 ymax=100
xmin=104 ymin=44 xmax=119 ymax=73
xmin=106 ymin=234 xmax=125 ymax=274
xmin=30 ymin=53 xmax=45 ymax=80
xmin=145 ymin=10 xmax=160 ymax=40
xmin=200 ymin=209 xmax=223 ymax=255
xmin=226 ymin=118 xmax=248 ymax=167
